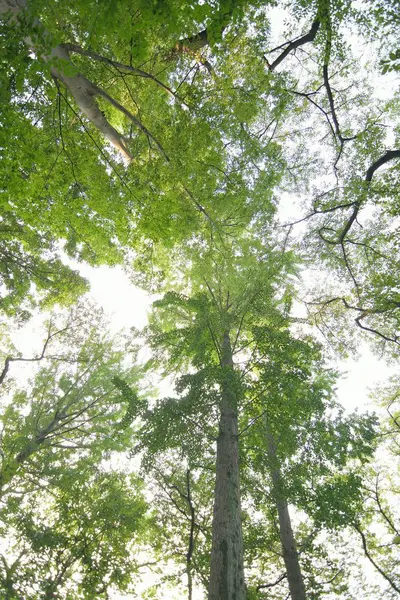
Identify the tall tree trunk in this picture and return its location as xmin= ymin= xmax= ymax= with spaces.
xmin=266 ymin=428 xmax=306 ymax=600
xmin=186 ymin=469 xmax=195 ymax=600
xmin=209 ymin=331 xmax=246 ymax=600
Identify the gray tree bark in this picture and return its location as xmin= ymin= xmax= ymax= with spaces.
xmin=209 ymin=331 xmax=246 ymax=600
xmin=266 ymin=428 xmax=306 ymax=600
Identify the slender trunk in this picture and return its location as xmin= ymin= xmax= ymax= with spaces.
xmin=187 ymin=564 xmax=193 ymax=600
xmin=209 ymin=331 xmax=246 ymax=600
xmin=266 ymin=428 xmax=306 ymax=600
xmin=186 ymin=469 xmax=195 ymax=600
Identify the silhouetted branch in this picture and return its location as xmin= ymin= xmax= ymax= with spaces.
xmin=0 ymin=324 xmax=69 ymax=386
xmin=256 ymin=572 xmax=287 ymax=590
xmin=266 ymin=20 xmax=320 ymax=71
xmin=354 ymin=524 xmax=400 ymax=594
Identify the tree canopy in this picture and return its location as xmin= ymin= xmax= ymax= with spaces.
xmin=0 ymin=0 xmax=400 ymax=598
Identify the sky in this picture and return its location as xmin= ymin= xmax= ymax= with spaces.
xmin=9 ymin=259 xmax=393 ymax=415
xmin=81 ymin=263 xmax=396 ymax=415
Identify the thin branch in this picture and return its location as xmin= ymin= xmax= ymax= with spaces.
xmin=290 ymin=89 xmax=336 ymax=139
xmin=354 ymin=524 xmax=400 ymax=594
xmin=306 ymin=296 xmax=400 ymax=345
xmin=0 ymin=324 xmax=69 ymax=386
xmin=181 ymin=185 xmax=214 ymax=225
xmin=374 ymin=474 xmax=400 ymax=536
xmin=256 ymin=572 xmax=287 ymax=591
xmin=90 ymin=83 xmax=169 ymax=161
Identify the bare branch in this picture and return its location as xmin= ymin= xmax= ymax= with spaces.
xmin=267 ymin=19 xmax=320 ymax=71
xmin=354 ymin=524 xmax=400 ymax=594
xmin=0 ymin=324 xmax=70 ymax=386
xmin=306 ymin=296 xmax=400 ymax=345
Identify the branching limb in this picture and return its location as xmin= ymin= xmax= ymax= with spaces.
xmin=289 ymin=89 xmax=337 ymax=139
xmin=62 ymin=43 xmax=182 ymax=101
xmin=0 ymin=323 xmax=70 ymax=386
xmin=182 ymin=185 xmax=214 ymax=224
xmin=354 ymin=524 xmax=400 ymax=594
xmin=266 ymin=19 xmax=320 ymax=71
xmin=338 ymin=150 xmax=400 ymax=244
xmin=90 ymin=82 xmax=170 ymax=161
xmin=50 ymin=47 xmax=134 ymax=160
xmin=1 ymin=0 xmax=169 ymax=161
xmin=305 ymin=296 xmax=400 ymax=345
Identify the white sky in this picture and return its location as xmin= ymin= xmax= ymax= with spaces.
xmin=9 ymin=260 xmax=393 ymax=414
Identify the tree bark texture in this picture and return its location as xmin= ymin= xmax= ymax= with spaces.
xmin=209 ymin=331 xmax=246 ymax=600
xmin=266 ymin=428 xmax=306 ymax=600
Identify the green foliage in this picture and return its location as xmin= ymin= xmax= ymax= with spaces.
xmin=0 ymin=304 xmax=151 ymax=597
xmin=1 ymin=0 xmax=400 ymax=597
xmin=0 ymin=304 xmax=143 ymax=493
xmin=0 ymin=470 xmax=148 ymax=599
xmin=113 ymin=375 xmax=147 ymax=429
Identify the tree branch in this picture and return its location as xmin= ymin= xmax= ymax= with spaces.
xmin=267 ymin=19 xmax=320 ymax=71
xmin=354 ymin=524 xmax=400 ymax=594
xmin=91 ymin=82 xmax=170 ymax=162
xmin=337 ymin=150 xmax=400 ymax=243
xmin=0 ymin=324 xmax=69 ymax=386
xmin=256 ymin=572 xmax=287 ymax=590
xmin=62 ymin=43 xmax=182 ymax=101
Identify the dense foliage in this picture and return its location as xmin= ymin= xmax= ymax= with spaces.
xmin=0 ymin=0 xmax=399 ymax=598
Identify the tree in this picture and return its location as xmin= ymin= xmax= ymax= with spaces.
xmin=0 ymin=0 xmax=289 ymax=311
xmin=0 ymin=305 xmax=145 ymax=496
xmin=144 ymin=271 xmax=378 ymax=598
xmin=349 ymin=375 xmax=400 ymax=597
xmin=0 ymin=304 xmax=150 ymax=597
xmin=1 ymin=1 xmax=400 ymax=598
xmin=0 ymin=470 xmax=147 ymax=599
xmin=144 ymin=230 xmax=296 ymax=598
xmin=240 ymin=326 xmax=377 ymax=598
xmin=140 ymin=458 xmax=213 ymax=599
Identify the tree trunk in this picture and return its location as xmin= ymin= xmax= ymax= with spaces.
xmin=266 ymin=428 xmax=306 ymax=600
xmin=186 ymin=469 xmax=195 ymax=600
xmin=209 ymin=331 xmax=246 ymax=600
xmin=0 ymin=0 xmax=133 ymax=160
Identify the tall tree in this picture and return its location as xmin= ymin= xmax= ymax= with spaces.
xmin=142 ymin=224 xmax=310 ymax=597
xmin=0 ymin=304 xmax=149 ymax=598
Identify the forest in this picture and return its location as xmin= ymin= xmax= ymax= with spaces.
xmin=0 ymin=0 xmax=399 ymax=598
